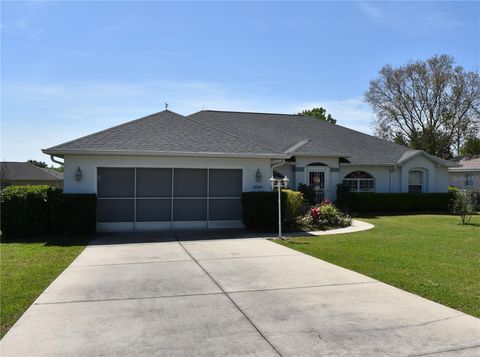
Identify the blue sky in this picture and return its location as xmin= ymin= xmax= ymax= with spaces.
xmin=2 ymin=1 xmax=479 ymax=163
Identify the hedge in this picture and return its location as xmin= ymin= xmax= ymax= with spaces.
xmin=242 ymin=190 xmax=303 ymax=231
xmin=336 ymin=192 xmax=454 ymax=213
xmin=50 ymin=192 xmax=97 ymax=235
xmin=1 ymin=185 xmax=56 ymax=237
xmin=1 ymin=186 xmax=97 ymax=238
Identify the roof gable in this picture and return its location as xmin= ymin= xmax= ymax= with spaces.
xmin=43 ymin=110 xmax=283 ymax=158
xmin=398 ymin=150 xmax=459 ymax=168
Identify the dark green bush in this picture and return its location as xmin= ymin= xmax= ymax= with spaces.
xmin=50 ymin=192 xmax=97 ymax=234
xmin=298 ymin=183 xmax=315 ymax=206
xmin=242 ymin=190 xmax=304 ymax=230
xmin=1 ymin=186 xmax=96 ymax=238
xmin=336 ymin=191 xmax=454 ymax=213
xmin=1 ymin=185 xmax=60 ymax=237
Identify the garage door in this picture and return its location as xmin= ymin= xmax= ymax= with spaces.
xmin=97 ymin=168 xmax=243 ymax=230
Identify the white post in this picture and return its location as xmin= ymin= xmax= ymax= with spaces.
xmin=277 ymin=182 xmax=282 ymax=239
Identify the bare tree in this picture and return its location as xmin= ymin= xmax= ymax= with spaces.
xmin=365 ymin=55 xmax=480 ymax=159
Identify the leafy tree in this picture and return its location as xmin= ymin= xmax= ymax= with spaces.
xmin=365 ymin=55 xmax=480 ymax=159
xmin=460 ymin=137 xmax=480 ymax=158
xmin=27 ymin=160 xmax=48 ymax=168
xmin=50 ymin=165 xmax=64 ymax=173
xmin=298 ymin=107 xmax=336 ymax=124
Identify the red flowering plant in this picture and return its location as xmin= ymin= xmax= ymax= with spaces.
xmin=296 ymin=200 xmax=351 ymax=231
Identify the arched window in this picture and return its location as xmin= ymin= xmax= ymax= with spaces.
xmin=343 ymin=171 xmax=375 ymax=192
xmin=408 ymin=170 xmax=424 ymax=193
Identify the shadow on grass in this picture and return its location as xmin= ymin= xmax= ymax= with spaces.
xmin=350 ymin=211 xmax=456 ymax=219
xmin=286 ymin=241 xmax=311 ymax=245
xmin=460 ymin=222 xmax=480 ymax=227
xmin=1 ymin=235 xmax=93 ymax=247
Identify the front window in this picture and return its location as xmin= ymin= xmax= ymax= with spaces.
xmin=408 ymin=170 xmax=423 ymax=193
xmin=465 ymin=175 xmax=474 ymax=187
xmin=343 ymin=171 xmax=375 ymax=192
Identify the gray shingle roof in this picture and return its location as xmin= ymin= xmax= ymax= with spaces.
xmin=43 ymin=110 xmax=282 ymax=158
xmin=43 ymin=109 xmax=458 ymax=167
xmin=189 ymin=110 xmax=409 ymax=165
xmin=450 ymin=157 xmax=480 ymax=171
xmin=1 ymin=162 xmax=63 ymax=181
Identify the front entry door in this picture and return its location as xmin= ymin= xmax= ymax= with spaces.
xmin=308 ymin=169 xmax=327 ymax=204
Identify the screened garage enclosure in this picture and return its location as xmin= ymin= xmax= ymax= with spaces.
xmin=97 ymin=168 xmax=243 ymax=230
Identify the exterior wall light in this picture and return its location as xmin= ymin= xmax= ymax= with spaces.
xmin=75 ymin=167 xmax=83 ymax=182
xmin=269 ymin=176 xmax=289 ymax=239
xmin=255 ymin=168 xmax=262 ymax=182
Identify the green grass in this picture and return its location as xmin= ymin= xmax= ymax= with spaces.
xmin=276 ymin=214 xmax=480 ymax=317
xmin=1 ymin=237 xmax=88 ymax=338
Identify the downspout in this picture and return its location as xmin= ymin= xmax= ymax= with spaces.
xmin=50 ymin=155 xmax=64 ymax=166
xmin=50 ymin=155 xmax=64 ymax=188
xmin=271 ymin=159 xmax=285 ymax=176
xmin=270 ymin=159 xmax=285 ymax=190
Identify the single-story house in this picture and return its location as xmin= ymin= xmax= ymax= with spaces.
xmin=449 ymin=157 xmax=480 ymax=190
xmin=43 ymin=110 xmax=457 ymax=231
xmin=0 ymin=162 xmax=63 ymax=189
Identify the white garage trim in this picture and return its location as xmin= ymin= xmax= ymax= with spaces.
xmin=96 ymin=167 xmax=244 ymax=231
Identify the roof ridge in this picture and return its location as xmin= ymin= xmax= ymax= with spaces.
xmin=191 ymin=109 xmax=302 ymax=117
xmin=45 ymin=110 xmax=177 ymax=150
xmin=284 ymin=139 xmax=310 ymax=154
xmin=192 ymin=109 xmax=408 ymax=149
xmin=38 ymin=166 xmax=63 ymax=177
xmin=28 ymin=162 xmax=62 ymax=179
xmin=185 ymin=113 xmax=282 ymax=154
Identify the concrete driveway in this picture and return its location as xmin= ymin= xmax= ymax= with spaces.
xmin=1 ymin=231 xmax=479 ymax=356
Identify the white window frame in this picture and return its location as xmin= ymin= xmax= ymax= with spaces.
xmin=465 ymin=175 xmax=474 ymax=188
xmin=408 ymin=169 xmax=425 ymax=193
xmin=342 ymin=171 xmax=375 ymax=192
xmin=305 ymin=166 xmax=329 ymax=201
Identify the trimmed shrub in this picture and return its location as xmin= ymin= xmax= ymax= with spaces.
xmin=242 ymin=190 xmax=304 ymax=230
xmin=283 ymin=190 xmax=304 ymax=225
xmin=1 ymin=186 xmax=97 ymax=238
xmin=50 ymin=192 xmax=97 ymax=234
xmin=1 ymin=185 xmax=60 ymax=237
xmin=298 ymin=183 xmax=315 ymax=206
xmin=336 ymin=191 xmax=453 ymax=213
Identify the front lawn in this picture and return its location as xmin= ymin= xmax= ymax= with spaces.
xmin=0 ymin=238 xmax=88 ymax=338
xmin=276 ymin=215 xmax=480 ymax=317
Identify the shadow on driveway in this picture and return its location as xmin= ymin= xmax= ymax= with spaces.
xmin=89 ymin=229 xmax=266 ymax=245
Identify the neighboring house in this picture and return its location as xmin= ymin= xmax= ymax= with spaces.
xmin=0 ymin=162 xmax=63 ymax=188
xmin=449 ymin=157 xmax=480 ymax=190
xmin=43 ymin=110 xmax=457 ymax=231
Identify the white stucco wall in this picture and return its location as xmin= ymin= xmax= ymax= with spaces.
xmin=63 ymin=153 xmax=451 ymax=197
xmin=63 ymin=155 xmax=272 ymax=194
xmin=400 ymin=155 xmax=448 ymax=193
xmin=449 ymin=171 xmax=480 ymax=190
xmin=339 ymin=166 xmax=394 ymax=193
xmin=292 ymin=156 xmax=340 ymax=200
xmin=274 ymin=163 xmax=295 ymax=185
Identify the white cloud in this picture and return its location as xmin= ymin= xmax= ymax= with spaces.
xmin=357 ymin=1 xmax=463 ymax=36
xmin=286 ymin=97 xmax=374 ymax=134
xmin=2 ymin=80 xmax=376 ymax=161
